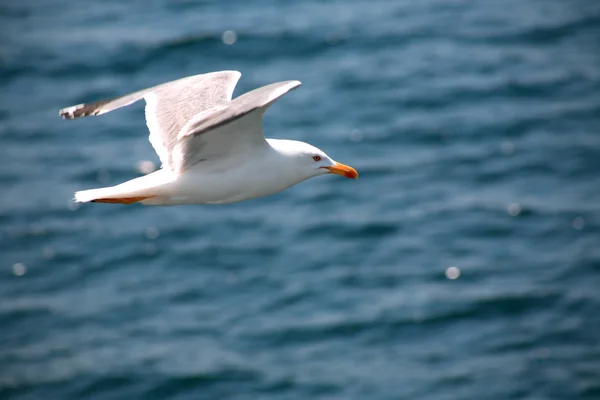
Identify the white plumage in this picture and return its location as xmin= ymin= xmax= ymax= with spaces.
xmin=60 ymin=71 xmax=358 ymax=206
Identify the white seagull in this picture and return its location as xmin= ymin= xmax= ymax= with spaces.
xmin=60 ymin=71 xmax=358 ymax=205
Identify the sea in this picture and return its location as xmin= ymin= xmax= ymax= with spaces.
xmin=1 ymin=0 xmax=600 ymax=399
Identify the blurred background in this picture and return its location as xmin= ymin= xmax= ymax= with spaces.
xmin=2 ymin=0 xmax=600 ymax=399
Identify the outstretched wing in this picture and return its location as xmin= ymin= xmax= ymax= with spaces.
xmin=59 ymin=71 xmax=242 ymax=170
xmin=172 ymin=80 xmax=301 ymax=173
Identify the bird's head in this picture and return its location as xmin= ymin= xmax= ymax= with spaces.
xmin=274 ymin=140 xmax=358 ymax=180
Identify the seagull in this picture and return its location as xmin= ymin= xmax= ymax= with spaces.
xmin=59 ymin=71 xmax=358 ymax=206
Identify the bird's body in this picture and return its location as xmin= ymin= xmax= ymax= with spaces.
xmin=60 ymin=71 xmax=357 ymax=206
xmin=79 ymin=139 xmax=323 ymax=206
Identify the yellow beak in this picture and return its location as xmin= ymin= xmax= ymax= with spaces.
xmin=324 ymin=162 xmax=359 ymax=179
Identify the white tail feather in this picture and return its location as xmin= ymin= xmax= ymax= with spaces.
xmin=74 ymin=171 xmax=172 ymax=204
xmin=74 ymin=186 xmax=121 ymax=203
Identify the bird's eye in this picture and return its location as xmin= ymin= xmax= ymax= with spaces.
xmin=312 ymin=156 xmax=321 ymax=162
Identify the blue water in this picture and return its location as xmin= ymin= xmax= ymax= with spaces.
xmin=2 ymin=0 xmax=600 ymax=399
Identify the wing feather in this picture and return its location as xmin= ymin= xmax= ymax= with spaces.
xmin=59 ymin=74 xmax=300 ymax=174
xmin=172 ymin=80 xmax=301 ymax=172
xmin=59 ymin=71 xmax=242 ymax=169
xmin=178 ymin=80 xmax=301 ymax=141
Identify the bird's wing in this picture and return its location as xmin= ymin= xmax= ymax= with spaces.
xmin=172 ymin=80 xmax=301 ymax=173
xmin=59 ymin=71 xmax=242 ymax=170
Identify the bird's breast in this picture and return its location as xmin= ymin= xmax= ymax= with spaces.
xmin=165 ymin=158 xmax=301 ymax=204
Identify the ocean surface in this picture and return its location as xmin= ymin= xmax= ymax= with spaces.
xmin=2 ymin=0 xmax=600 ymax=399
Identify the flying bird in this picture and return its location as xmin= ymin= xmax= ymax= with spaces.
xmin=59 ymin=71 xmax=358 ymax=205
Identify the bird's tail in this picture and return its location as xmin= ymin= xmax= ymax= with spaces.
xmin=74 ymin=185 xmax=154 ymax=204
xmin=74 ymin=186 xmax=113 ymax=203
xmin=74 ymin=170 xmax=176 ymax=204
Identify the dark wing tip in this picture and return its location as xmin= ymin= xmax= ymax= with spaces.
xmin=59 ymin=104 xmax=99 ymax=119
xmin=59 ymin=98 xmax=115 ymax=120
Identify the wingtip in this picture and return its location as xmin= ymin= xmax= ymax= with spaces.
xmin=284 ymin=80 xmax=302 ymax=94
xmin=59 ymin=104 xmax=82 ymax=119
xmin=285 ymin=80 xmax=302 ymax=91
xmin=59 ymin=108 xmax=75 ymax=119
xmin=58 ymin=103 xmax=99 ymax=120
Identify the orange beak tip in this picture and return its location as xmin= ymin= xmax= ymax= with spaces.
xmin=326 ymin=163 xmax=359 ymax=179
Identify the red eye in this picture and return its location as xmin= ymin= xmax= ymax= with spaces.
xmin=313 ymin=156 xmax=321 ymax=162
